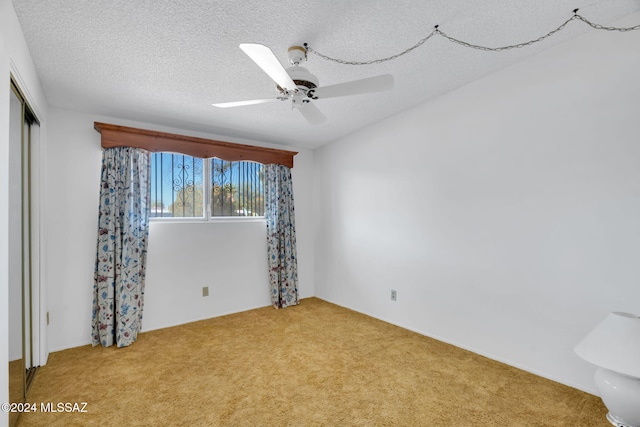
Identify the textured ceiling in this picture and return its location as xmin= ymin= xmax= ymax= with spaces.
xmin=12 ymin=0 xmax=640 ymax=149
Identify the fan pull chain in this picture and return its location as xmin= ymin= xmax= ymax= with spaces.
xmin=305 ymin=11 xmax=640 ymax=65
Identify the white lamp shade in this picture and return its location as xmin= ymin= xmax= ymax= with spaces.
xmin=575 ymin=312 xmax=640 ymax=378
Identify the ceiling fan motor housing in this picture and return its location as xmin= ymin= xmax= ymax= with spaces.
xmin=276 ymin=65 xmax=319 ymax=95
xmin=289 ymin=66 xmax=318 ymax=89
xmin=273 ymin=45 xmax=319 ymax=96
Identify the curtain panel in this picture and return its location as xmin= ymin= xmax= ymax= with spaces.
xmin=92 ymin=147 xmax=151 ymax=347
xmin=264 ymin=164 xmax=299 ymax=308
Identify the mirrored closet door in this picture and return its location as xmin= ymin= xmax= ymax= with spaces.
xmin=8 ymin=79 xmax=40 ymax=427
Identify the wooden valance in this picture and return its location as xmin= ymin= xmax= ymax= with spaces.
xmin=94 ymin=122 xmax=297 ymax=168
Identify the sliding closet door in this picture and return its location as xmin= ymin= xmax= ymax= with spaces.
xmin=8 ymin=80 xmax=40 ymax=427
xmin=8 ymin=82 xmax=23 ymax=427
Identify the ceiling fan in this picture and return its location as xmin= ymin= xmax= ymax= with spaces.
xmin=212 ymin=44 xmax=394 ymax=125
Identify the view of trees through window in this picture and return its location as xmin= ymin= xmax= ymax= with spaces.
xmin=150 ymin=153 xmax=264 ymax=218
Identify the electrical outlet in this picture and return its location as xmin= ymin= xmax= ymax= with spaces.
xmin=202 ymin=286 xmax=209 ymax=297
xmin=391 ymin=290 xmax=397 ymax=301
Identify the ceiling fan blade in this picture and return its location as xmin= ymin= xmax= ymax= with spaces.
xmin=212 ymin=98 xmax=280 ymax=108
xmin=298 ymin=102 xmax=327 ymax=125
xmin=310 ymin=74 xmax=394 ymax=99
xmin=239 ymin=43 xmax=297 ymax=91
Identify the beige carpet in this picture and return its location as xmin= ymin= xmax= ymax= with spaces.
xmin=17 ymin=297 xmax=607 ymax=426
xmin=9 ymin=359 xmax=22 ymax=427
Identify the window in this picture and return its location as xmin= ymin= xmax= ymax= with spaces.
xmin=150 ymin=153 xmax=264 ymax=219
xmin=94 ymin=122 xmax=296 ymax=219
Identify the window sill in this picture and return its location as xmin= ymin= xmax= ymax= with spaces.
xmin=150 ymin=216 xmax=265 ymax=224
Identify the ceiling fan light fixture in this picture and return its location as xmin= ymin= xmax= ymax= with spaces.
xmin=291 ymin=92 xmax=306 ymax=109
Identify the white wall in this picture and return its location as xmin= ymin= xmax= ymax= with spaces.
xmin=314 ymin=12 xmax=640 ymax=395
xmin=45 ymin=107 xmax=315 ymax=351
xmin=144 ymin=149 xmax=316 ymax=331
xmin=1 ymin=1 xmax=49 ymax=426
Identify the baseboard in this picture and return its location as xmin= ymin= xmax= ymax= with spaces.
xmin=140 ymin=303 xmax=272 ymax=333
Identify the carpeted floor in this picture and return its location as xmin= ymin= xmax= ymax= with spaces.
xmin=9 ymin=359 xmax=22 ymax=427
xmin=16 ymin=297 xmax=608 ymax=426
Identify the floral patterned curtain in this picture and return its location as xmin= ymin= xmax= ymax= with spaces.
xmin=264 ymin=164 xmax=299 ymax=308
xmin=92 ymin=147 xmax=151 ymax=347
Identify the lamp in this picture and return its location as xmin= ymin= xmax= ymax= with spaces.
xmin=575 ymin=312 xmax=640 ymax=427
